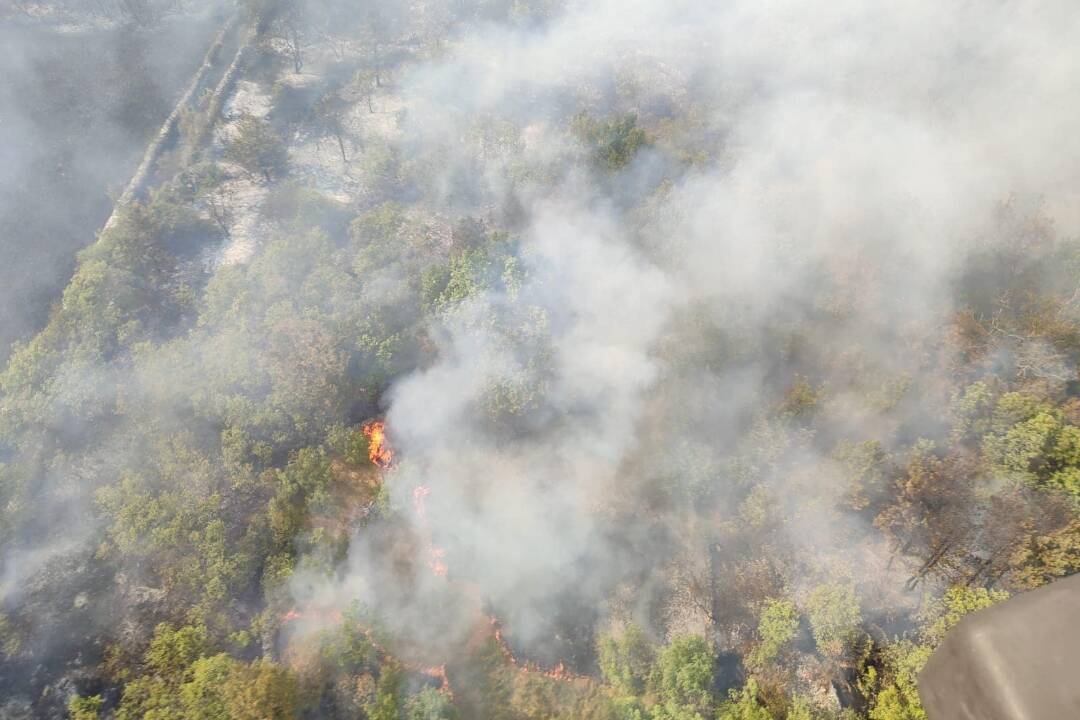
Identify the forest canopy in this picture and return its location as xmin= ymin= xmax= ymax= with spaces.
xmin=1 ymin=0 xmax=1079 ymax=718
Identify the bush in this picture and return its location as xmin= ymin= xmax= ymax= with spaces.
xmin=226 ymin=116 xmax=289 ymax=183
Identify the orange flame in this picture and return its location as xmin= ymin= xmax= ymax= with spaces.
xmin=280 ymin=607 xmax=344 ymax=625
xmin=427 ymin=543 xmax=448 ymax=578
xmin=488 ymin=616 xmax=586 ymax=681
xmin=421 ymin=664 xmax=453 ymax=697
xmin=413 ymin=485 xmax=430 ymax=518
xmin=412 ymin=485 xmax=448 ymax=579
xmin=281 ymin=614 xmax=454 ymax=697
xmin=362 ymin=420 xmax=393 ymax=468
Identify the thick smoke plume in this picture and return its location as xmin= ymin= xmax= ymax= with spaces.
xmin=2 ymin=0 xmax=1080 ymax=716
xmin=292 ymin=0 xmax=1080 ymax=664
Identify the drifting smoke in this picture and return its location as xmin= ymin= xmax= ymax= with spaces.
xmin=0 ymin=1 xmax=229 ymax=360
xmin=2 ymin=0 xmax=1080 ymax=713
xmin=286 ymin=0 xmax=1080 ymax=672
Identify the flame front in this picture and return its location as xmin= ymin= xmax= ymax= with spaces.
xmin=412 ymin=485 xmax=430 ymax=518
xmin=412 ymin=485 xmax=448 ymax=578
xmin=280 ymin=607 xmax=343 ymax=625
xmin=426 ymin=543 xmax=448 ymax=577
xmin=421 ymin=665 xmax=452 ymax=697
xmin=488 ymin=616 xmax=586 ymax=681
xmin=362 ymin=420 xmax=393 ymax=468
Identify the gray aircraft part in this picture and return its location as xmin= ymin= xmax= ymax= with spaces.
xmin=918 ymin=572 xmax=1080 ymax=719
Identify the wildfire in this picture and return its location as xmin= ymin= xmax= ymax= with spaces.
xmin=412 ymin=485 xmax=448 ymax=579
xmin=488 ymin=616 xmax=587 ymax=681
xmin=413 ymin=484 xmax=430 ymax=518
xmin=421 ymin=665 xmax=453 ymax=697
xmin=362 ymin=420 xmax=393 ymax=468
xmin=427 ymin=543 xmax=448 ymax=577
xmin=281 ymin=613 xmax=455 ymax=698
xmin=280 ymin=607 xmax=344 ymax=625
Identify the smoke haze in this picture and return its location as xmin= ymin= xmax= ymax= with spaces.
xmin=2 ymin=0 xmax=1080 ymax=717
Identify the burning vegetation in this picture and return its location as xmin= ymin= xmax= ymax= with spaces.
xmin=362 ymin=419 xmax=394 ymax=469
xmin=3 ymin=0 xmax=1080 ymax=718
xmin=488 ymin=616 xmax=588 ymax=683
xmin=413 ymin=484 xmax=449 ymax=578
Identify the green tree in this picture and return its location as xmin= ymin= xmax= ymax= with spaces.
xmin=598 ymin=625 xmax=656 ymax=695
xmin=716 ymin=679 xmax=771 ymax=720
xmin=146 ymin=623 xmax=211 ymax=677
xmin=405 ymin=687 xmax=459 ymax=719
xmin=748 ymin=598 xmax=800 ymax=668
xmin=314 ymin=91 xmax=351 ymax=163
xmin=572 ymin=112 xmax=649 ymax=172
xmin=981 ymin=393 xmax=1080 ymax=499
xmin=805 ymin=583 xmax=862 ymax=658
xmin=227 ymin=117 xmax=289 ymax=183
xmin=652 ymin=635 xmax=716 ymax=714
xmin=864 ymin=586 xmax=1008 ymax=720
xmin=180 ymin=654 xmax=235 ymax=718
xmin=68 ymin=695 xmax=103 ymax=720
xmin=834 ymin=440 xmax=887 ymax=511
xmin=269 ymin=445 xmax=335 ymax=550
xmin=215 ymin=658 xmax=299 ymax=720
xmin=365 ymin=665 xmax=406 ymax=720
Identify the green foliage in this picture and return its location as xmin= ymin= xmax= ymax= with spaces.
xmin=780 ymin=375 xmax=822 ymax=420
xmin=179 ymin=653 xmax=235 ymax=718
xmin=327 ymin=424 xmax=374 ymax=467
xmin=598 ymin=625 xmax=655 ymax=695
xmin=918 ymin=586 xmax=1009 ymax=646
xmin=981 ymin=392 xmax=1080 ymax=498
xmin=365 ymin=665 xmax=406 ymax=720
xmin=358 ymin=141 xmax=409 ymax=199
xmin=949 ymin=381 xmax=994 ymax=444
xmin=652 ymin=635 xmax=715 ymax=713
xmin=716 ymin=679 xmax=771 ymax=720
xmin=748 ymin=598 xmax=800 ymax=668
xmin=200 ymin=657 xmax=299 ymax=720
xmin=117 ymin=625 xmax=299 ymax=720
xmin=785 ymin=695 xmax=816 ymax=720
xmin=313 ymin=91 xmax=351 ymax=160
xmin=572 ymin=112 xmax=649 ymax=172
xmin=427 ymin=227 xmax=519 ymax=315
xmin=61 ymin=199 xmax=187 ymax=355
xmin=405 ymin=687 xmax=460 ymax=719
xmin=226 ymin=116 xmax=289 ymax=182
xmin=116 ymin=676 xmax=185 ymax=720
xmin=864 ymin=586 xmax=1008 ymax=720
xmin=146 ymin=623 xmax=211 ymax=677
xmin=1 ymin=13 xmax=1078 ymax=720
xmin=611 ymin=697 xmax=649 ymax=720
xmin=0 ymin=612 xmax=20 ymax=658
xmin=269 ymin=445 xmax=336 ymax=552
xmin=262 ymin=182 xmax=349 ymax=237
xmin=350 ymin=202 xmax=409 ymax=274
xmin=95 ymin=444 xmax=265 ymax=608
xmin=68 ymin=694 xmax=103 ymax=720
xmin=317 ymin=619 xmax=379 ymax=676
xmin=805 ymin=583 xmax=862 ymax=658
xmin=834 ymin=440 xmax=887 ymax=511
xmin=864 ymin=643 xmax=930 ymax=720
